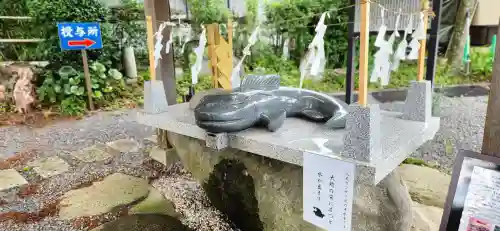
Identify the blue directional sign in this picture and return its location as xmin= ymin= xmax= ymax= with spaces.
xmin=57 ymin=22 xmax=103 ymax=51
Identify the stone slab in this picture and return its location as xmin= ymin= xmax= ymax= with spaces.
xmin=106 ymin=139 xmax=140 ymax=154
xmin=342 ymin=104 xmax=381 ymax=162
xmin=399 ymin=164 xmax=451 ymax=208
xmin=58 ymin=173 xmax=150 ymax=220
xmin=168 ymin=132 xmax=413 ymax=231
xmin=129 ymin=187 xmax=180 ymax=217
xmin=149 ymin=146 xmax=179 ymax=167
xmin=145 ymin=135 xmax=158 ymax=144
xmin=72 ymin=145 xmax=112 ymax=163
xmin=403 ymin=81 xmax=432 ymax=122
xmin=411 ymin=202 xmax=444 ymax=231
xmin=143 ymin=81 xmax=169 ymax=114
xmin=0 ymin=169 xmax=28 ymax=191
xmin=29 ymin=156 xmax=70 ymax=179
xmin=136 ymin=103 xmax=440 ymax=185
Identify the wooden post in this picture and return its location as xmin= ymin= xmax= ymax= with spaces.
xmin=358 ymin=0 xmax=370 ymax=107
xmin=417 ymin=0 xmax=430 ymax=82
xmin=146 ymin=16 xmax=156 ymax=81
xmin=144 ymin=0 xmax=175 ymax=149
xmin=144 ymin=0 xmax=177 ymax=105
xmin=228 ymin=18 xmax=233 ymax=85
xmin=481 ymin=18 xmax=500 ymax=157
xmin=207 ymin=23 xmax=219 ymax=88
xmin=426 ymin=0 xmax=443 ymax=84
xmin=81 ymin=50 xmax=94 ymax=111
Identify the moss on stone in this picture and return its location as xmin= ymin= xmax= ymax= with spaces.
xmin=92 ymin=214 xmax=192 ymax=231
xmin=203 ymin=159 xmax=264 ymax=231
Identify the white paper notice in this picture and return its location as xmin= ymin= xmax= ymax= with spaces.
xmin=458 ymin=166 xmax=500 ymax=231
xmin=303 ymin=151 xmax=355 ymax=231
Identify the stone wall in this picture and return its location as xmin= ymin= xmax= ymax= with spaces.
xmin=167 ymin=132 xmax=413 ymax=231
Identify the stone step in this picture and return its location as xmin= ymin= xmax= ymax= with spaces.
xmin=28 ymin=156 xmax=69 ymax=179
xmin=0 ymin=169 xmax=28 ymax=192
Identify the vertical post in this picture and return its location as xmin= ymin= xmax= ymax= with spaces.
xmin=417 ymin=0 xmax=430 ymax=82
xmin=228 ymin=18 xmax=233 ymax=53
xmin=463 ymin=11 xmax=472 ymax=74
xmin=491 ymin=35 xmax=497 ymax=61
xmin=144 ymin=0 xmax=174 ymax=149
xmin=146 ymin=16 xmax=156 ymax=81
xmin=81 ymin=50 xmax=95 ymax=111
xmin=207 ymin=24 xmax=219 ymax=88
xmin=481 ymin=18 xmax=500 ymax=157
xmin=358 ymin=0 xmax=370 ymax=107
xmin=426 ymin=0 xmax=443 ymax=84
xmin=345 ymin=0 xmax=356 ymax=104
xmin=228 ymin=18 xmax=233 ymax=89
xmin=153 ymin=0 xmax=177 ymax=105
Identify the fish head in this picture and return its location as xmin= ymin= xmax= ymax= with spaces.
xmin=194 ymin=90 xmax=276 ymax=133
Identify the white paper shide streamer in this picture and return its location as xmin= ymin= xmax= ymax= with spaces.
xmin=408 ymin=12 xmax=426 ymax=60
xmin=165 ymin=28 xmax=173 ymax=54
xmin=300 ymin=12 xmax=328 ymax=89
xmin=257 ymin=0 xmax=267 ymax=24
xmin=370 ymin=8 xmax=392 ymax=86
xmin=393 ymin=12 xmax=411 ymax=71
xmin=282 ymin=37 xmax=290 ymax=60
xmin=232 ymin=26 xmax=261 ymax=89
xmin=191 ymin=25 xmax=206 ymax=85
xmin=154 ymin=22 xmax=168 ymax=69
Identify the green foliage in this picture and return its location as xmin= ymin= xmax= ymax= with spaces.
xmin=0 ymin=0 xmax=45 ymax=61
xmin=27 ymin=0 xmax=110 ymax=68
xmin=109 ymin=0 xmax=145 ymax=48
xmin=37 ymin=61 xmax=126 ymax=115
xmin=470 ymin=48 xmax=494 ymax=77
xmin=266 ymin=0 xmax=349 ymax=68
xmin=60 ymin=96 xmax=86 ymax=116
xmin=187 ymin=0 xmax=230 ymax=28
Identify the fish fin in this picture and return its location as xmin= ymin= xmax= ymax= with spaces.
xmin=260 ymin=110 xmax=286 ymax=132
xmin=325 ymin=110 xmax=347 ymax=129
xmin=301 ymin=109 xmax=325 ymax=120
xmin=241 ymin=74 xmax=281 ymax=91
xmin=189 ymin=88 xmax=231 ymax=110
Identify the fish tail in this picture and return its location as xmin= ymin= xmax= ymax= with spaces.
xmin=325 ymin=110 xmax=347 ymax=129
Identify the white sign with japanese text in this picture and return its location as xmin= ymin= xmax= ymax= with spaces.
xmin=303 ymin=151 xmax=355 ymax=231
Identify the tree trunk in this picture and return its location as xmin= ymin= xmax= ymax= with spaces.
xmin=446 ymin=0 xmax=475 ymax=73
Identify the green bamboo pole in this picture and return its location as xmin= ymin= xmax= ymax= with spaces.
xmin=491 ymin=35 xmax=497 ymax=61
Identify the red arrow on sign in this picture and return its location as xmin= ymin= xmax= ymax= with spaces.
xmin=67 ymin=38 xmax=96 ymax=48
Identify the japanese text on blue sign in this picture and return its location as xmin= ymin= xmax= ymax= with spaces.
xmin=57 ymin=22 xmax=103 ymax=50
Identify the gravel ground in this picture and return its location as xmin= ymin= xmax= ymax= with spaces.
xmin=378 ymin=95 xmax=488 ymax=172
xmin=0 ymin=93 xmax=490 ymax=230
xmin=0 ymin=109 xmax=236 ymax=231
xmin=413 ymin=95 xmax=488 ymax=172
xmin=152 ymin=176 xmax=238 ymax=231
xmin=0 ymin=110 xmax=154 ymax=158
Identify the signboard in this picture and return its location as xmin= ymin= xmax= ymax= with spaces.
xmin=57 ymin=22 xmax=103 ymax=50
xmin=354 ymin=0 xmax=422 ymax=32
xmin=303 ymin=151 xmax=355 ymax=231
xmin=440 ymin=150 xmax=500 ymax=231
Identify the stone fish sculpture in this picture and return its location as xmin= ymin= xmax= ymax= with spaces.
xmin=194 ymin=74 xmax=348 ymax=133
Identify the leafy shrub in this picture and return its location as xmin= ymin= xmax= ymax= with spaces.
xmin=470 ymin=49 xmax=493 ymax=76
xmin=27 ymin=0 xmax=110 ymax=69
xmin=60 ymin=96 xmax=86 ymax=116
xmin=37 ymin=61 xmax=125 ymax=115
xmin=0 ymin=0 xmax=45 ymax=61
xmin=186 ymin=0 xmax=230 ymax=27
xmin=266 ymin=0 xmax=349 ymax=68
